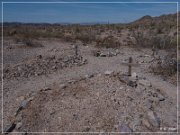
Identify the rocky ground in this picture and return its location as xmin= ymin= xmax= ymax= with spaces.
xmin=1 ymin=38 xmax=179 ymax=134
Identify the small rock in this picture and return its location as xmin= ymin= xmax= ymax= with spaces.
xmin=104 ymin=70 xmax=113 ymax=75
xmin=82 ymin=59 xmax=88 ymax=64
xmin=60 ymin=84 xmax=67 ymax=89
xmin=41 ymin=87 xmax=51 ymax=91
xmin=17 ymin=67 xmax=22 ymax=72
xmin=158 ymin=93 xmax=165 ymax=101
xmin=128 ymin=80 xmax=137 ymax=87
xmin=139 ymin=79 xmax=152 ymax=87
xmin=20 ymin=100 xmax=29 ymax=109
xmin=37 ymin=55 xmax=42 ymax=59
xmin=144 ymin=99 xmax=153 ymax=109
xmin=115 ymin=49 xmax=119 ymax=54
xmin=133 ymin=117 xmax=142 ymax=131
xmin=142 ymin=119 xmax=151 ymax=128
xmin=131 ymin=72 xmax=138 ymax=80
xmin=16 ymin=96 xmax=25 ymax=102
xmin=100 ymin=53 xmax=106 ymax=57
xmin=93 ymin=50 xmax=101 ymax=57
xmin=16 ymin=122 xmax=22 ymax=129
xmin=68 ymin=80 xmax=76 ymax=84
xmin=144 ymin=54 xmax=151 ymax=57
xmin=119 ymin=123 xmax=133 ymax=132
xmin=147 ymin=111 xmax=160 ymax=127
xmin=15 ymin=99 xmax=31 ymax=116
xmin=73 ymin=114 xmax=78 ymax=120
xmin=85 ymin=74 xmax=94 ymax=78
xmin=35 ymin=72 xmax=39 ymax=76
xmin=96 ymin=92 xmax=100 ymax=97
xmin=119 ymin=86 xmax=124 ymax=90
xmin=27 ymin=96 xmax=34 ymax=102
xmin=52 ymin=66 xmax=57 ymax=70
xmin=83 ymin=127 xmax=90 ymax=132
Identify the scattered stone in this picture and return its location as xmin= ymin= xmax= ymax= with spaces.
xmin=104 ymin=70 xmax=114 ymax=75
xmin=119 ymin=123 xmax=133 ymax=132
xmin=20 ymin=100 xmax=29 ymax=109
xmin=4 ymin=54 xmax=87 ymax=80
xmin=27 ymin=96 xmax=34 ymax=102
xmin=142 ymin=119 xmax=151 ymax=128
xmin=60 ymin=84 xmax=67 ymax=89
xmin=158 ymin=93 xmax=165 ymax=101
xmin=119 ymin=86 xmax=124 ymax=90
xmin=37 ymin=55 xmax=42 ymax=59
xmin=115 ymin=49 xmax=119 ymax=54
xmin=85 ymin=74 xmax=94 ymax=79
xmin=133 ymin=117 xmax=142 ymax=131
xmin=119 ymin=74 xmax=137 ymax=87
xmin=119 ymin=74 xmax=129 ymax=84
xmin=82 ymin=58 xmax=88 ymax=64
xmin=93 ymin=49 xmax=119 ymax=57
xmin=41 ymin=87 xmax=51 ymax=91
xmin=16 ymin=122 xmax=22 ymax=129
xmin=131 ymin=72 xmax=138 ymax=80
xmin=139 ymin=79 xmax=152 ymax=87
xmin=52 ymin=66 xmax=57 ymax=70
xmin=100 ymin=53 xmax=107 ymax=57
xmin=147 ymin=111 xmax=160 ymax=127
xmin=73 ymin=114 xmax=78 ymax=120
xmin=144 ymin=99 xmax=153 ymax=110
xmin=17 ymin=67 xmax=22 ymax=72
xmin=144 ymin=54 xmax=151 ymax=57
xmin=68 ymin=80 xmax=76 ymax=84
xmin=128 ymin=80 xmax=137 ymax=87
xmin=15 ymin=99 xmax=30 ymax=116
xmin=16 ymin=96 xmax=25 ymax=102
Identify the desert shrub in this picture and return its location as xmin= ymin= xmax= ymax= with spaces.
xmin=150 ymin=52 xmax=178 ymax=77
xmin=130 ymin=30 xmax=149 ymax=48
xmin=95 ymin=36 xmax=120 ymax=48
xmin=62 ymin=34 xmax=75 ymax=42
xmin=22 ymin=38 xmax=43 ymax=47
xmin=75 ymin=32 xmax=96 ymax=44
xmin=151 ymin=35 xmax=177 ymax=50
xmin=131 ymin=29 xmax=177 ymax=50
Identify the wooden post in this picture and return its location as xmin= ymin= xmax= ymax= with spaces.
xmin=75 ymin=45 xmax=78 ymax=57
xmin=121 ymin=57 xmax=139 ymax=76
xmin=128 ymin=57 xmax=132 ymax=76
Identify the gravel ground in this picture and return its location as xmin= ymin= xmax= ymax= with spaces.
xmin=1 ymin=39 xmax=179 ymax=134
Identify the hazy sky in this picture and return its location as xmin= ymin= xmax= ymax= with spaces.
xmin=1 ymin=0 xmax=179 ymax=23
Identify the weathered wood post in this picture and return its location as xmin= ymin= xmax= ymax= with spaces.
xmin=128 ymin=57 xmax=132 ymax=76
xmin=121 ymin=57 xmax=139 ymax=76
xmin=75 ymin=45 xmax=78 ymax=58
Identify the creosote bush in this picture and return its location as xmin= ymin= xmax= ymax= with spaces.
xmin=150 ymin=52 xmax=178 ymax=77
xmin=96 ymin=36 xmax=120 ymax=48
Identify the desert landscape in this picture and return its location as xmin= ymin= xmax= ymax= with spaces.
xmin=1 ymin=11 xmax=179 ymax=134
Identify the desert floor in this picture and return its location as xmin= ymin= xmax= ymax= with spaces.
xmin=1 ymin=38 xmax=179 ymax=134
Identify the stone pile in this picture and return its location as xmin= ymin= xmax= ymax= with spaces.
xmin=92 ymin=49 xmax=119 ymax=57
xmin=3 ymin=55 xmax=87 ymax=79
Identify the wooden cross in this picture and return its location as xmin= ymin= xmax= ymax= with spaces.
xmin=121 ymin=57 xmax=139 ymax=76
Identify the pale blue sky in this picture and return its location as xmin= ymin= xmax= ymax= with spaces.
xmin=1 ymin=0 xmax=179 ymax=23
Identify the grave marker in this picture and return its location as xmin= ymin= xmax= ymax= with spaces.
xmin=121 ymin=57 xmax=139 ymax=76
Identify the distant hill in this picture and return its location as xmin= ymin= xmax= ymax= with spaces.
xmin=131 ymin=12 xmax=179 ymax=28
